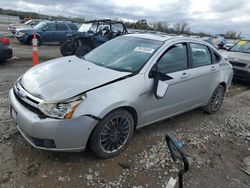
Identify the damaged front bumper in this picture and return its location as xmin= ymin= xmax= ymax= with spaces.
xmin=9 ymin=89 xmax=98 ymax=151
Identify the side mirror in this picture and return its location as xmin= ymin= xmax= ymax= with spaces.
xmin=150 ymin=70 xmax=173 ymax=99
xmin=156 ymin=80 xmax=169 ymax=99
xmin=42 ymin=28 xmax=46 ymax=32
xmin=165 ymin=134 xmax=189 ymax=188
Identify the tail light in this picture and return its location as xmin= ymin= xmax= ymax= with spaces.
xmin=0 ymin=37 xmax=10 ymax=45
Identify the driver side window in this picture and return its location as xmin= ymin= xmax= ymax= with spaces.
xmin=157 ymin=43 xmax=188 ymax=74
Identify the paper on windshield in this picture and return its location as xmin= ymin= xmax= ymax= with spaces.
xmin=134 ymin=47 xmax=155 ymax=53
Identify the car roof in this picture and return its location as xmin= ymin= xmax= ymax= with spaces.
xmin=84 ymin=19 xmax=124 ymax=24
xmin=126 ymin=33 xmax=209 ymax=43
xmin=126 ymin=33 xmax=174 ymax=41
xmin=42 ymin=20 xmax=72 ymax=24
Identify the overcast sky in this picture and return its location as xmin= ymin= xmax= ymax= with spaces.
xmin=0 ymin=0 xmax=250 ymax=36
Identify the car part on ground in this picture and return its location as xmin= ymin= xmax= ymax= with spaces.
xmin=0 ymin=36 xmax=13 ymax=62
xmin=165 ymin=133 xmax=189 ymax=188
xmin=15 ymin=21 xmax=78 ymax=45
xmin=60 ymin=19 xmax=128 ymax=57
xmin=224 ymin=40 xmax=250 ymax=82
xmin=9 ymin=34 xmax=233 ymax=158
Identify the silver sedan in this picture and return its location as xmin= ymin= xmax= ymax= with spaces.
xmin=9 ymin=34 xmax=233 ymax=158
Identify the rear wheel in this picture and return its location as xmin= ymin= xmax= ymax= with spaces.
xmin=202 ymin=85 xmax=225 ymax=114
xmin=89 ymin=109 xmax=134 ymax=158
xmin=75 ymin=45 xmax=91 ymax=58
xmin=60 ymin=41 xmax=76 ymax=56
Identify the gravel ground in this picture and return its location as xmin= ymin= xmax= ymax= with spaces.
xmin=0 ymin=33 xmax=250 ymax=188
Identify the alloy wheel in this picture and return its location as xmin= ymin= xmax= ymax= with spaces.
xmin=210 ymin=86 xmax=224 ymax=112
xmin=100 ymin=116 xmax=130 ymax=153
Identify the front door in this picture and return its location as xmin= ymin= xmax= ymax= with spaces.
xmin=142 ymin=43 xmax=193 ymax=124
xmin=42 ymin=23 xmax=56 ymax=42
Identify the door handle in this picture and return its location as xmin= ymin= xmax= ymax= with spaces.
xmin=210 ymin=65 xmax=216 ymax=71
xmin=180 ymin=72 xmax=190 ymax=79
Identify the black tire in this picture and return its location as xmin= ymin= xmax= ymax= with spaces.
xmin=60 ymin=41 xmax=76 ymax=56
xmin=202 ymin=85 xmax=225 ymax=114
xmin=75 ymin=45 xmax=92 ymax=58
xmin=89 ymin=109 xmax=134 ymax=158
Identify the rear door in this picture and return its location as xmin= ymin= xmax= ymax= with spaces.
xmin=55 ymin=23 xmax=69 ymax=42
xmin=143 ymin=43 xmax=193 ymax=123
xmin=187 ymin=43 xmax=220 ymax=106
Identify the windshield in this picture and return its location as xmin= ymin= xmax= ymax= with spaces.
xmin=230 ymin=40 xmax=250 ymax=53
xmin=84 ymin=36 xmax=163 ymax=73
xmin=78 ymin=23 xmax=92 ymax=32
xmin=34 ymin=22 xmax=46 ymax=30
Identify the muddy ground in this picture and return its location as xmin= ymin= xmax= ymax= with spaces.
xmin=0 ymin=35 xmax=250 ymax=188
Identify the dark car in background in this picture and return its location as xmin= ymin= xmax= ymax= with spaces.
xmin=0 ymin=35 xmax=13 ymax=62
xmin=225 ymin=40 xmax=250 ymax=81
xmin=60 ymin=19 xmax=128 ymax=57
xmin=15 ymin=21 xmax=78 ymax=45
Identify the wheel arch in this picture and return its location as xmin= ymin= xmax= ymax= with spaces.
xmin=219 ymin=81 xmax=226 ymax=90
xmin=86 ymin=105 xmax=138 ymax=150
xmin=114 ymin=106 xmax=138 ymax=129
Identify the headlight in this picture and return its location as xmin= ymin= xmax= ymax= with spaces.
xmin=16 ymin=32 xmax=26 ymax=37
xmin=38 ymin=95 xmax=86 ymax=119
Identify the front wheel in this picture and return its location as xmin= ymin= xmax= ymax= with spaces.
xmin=27 ymin=36 xmax=41 ymax=45
xmin=89 ymin=109 xmax=134 ymax=158
xmin=60 ymin=41 xmax=76 ymax=56
xmin=75 ymin=45 xmax=92 ymax=58
xmin=202 ymin=85 xmax=225 ymax=114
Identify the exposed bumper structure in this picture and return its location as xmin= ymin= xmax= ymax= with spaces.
xmin=9 ymin=89 xmax=98 ymax=152
xmin=233 ymin=67 xmax=250 ymax=81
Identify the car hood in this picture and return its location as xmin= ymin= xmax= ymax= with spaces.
xmin=21 ymin=56 xmax=131 ymax=101
xmin=16 ymin=28 xmax=36 ymax=33
xmin=223 ymin=51 xmax=250 ymax=65
xmin=9 ymin=23 xmax=25 ymax=28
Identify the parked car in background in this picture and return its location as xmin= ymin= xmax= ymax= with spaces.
xmin=225 ymin=40 xmax=250 ymax=81
xmin=8 ymin=19 xmax=41 ymax=34
xmin=15 ymin=21 xmax=78 ymax=45
xmin=213 ymin=35 xmax=227 ymax=49
xmin=224 ymin=42 xmax=237 ymax=50
xmin=203 ymin=38 xmax=218 ymax=49
xmin=9 ymin=34 xmax=233 ymax=158
xmin=60 ymin=19 xmax=128 ymax=57
xmin=0 ymin=35 xmax=13 ymax=62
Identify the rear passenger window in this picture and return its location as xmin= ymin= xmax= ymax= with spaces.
xmin=157 ymin=43 xmax=188 ymax=74
xmin=69 ymin=23 xmax=78 ymax=30
xmin=190 ymin=43 xmax=212 ymax=67
xmin=56 ymin=23 xmax=68 ymax=30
